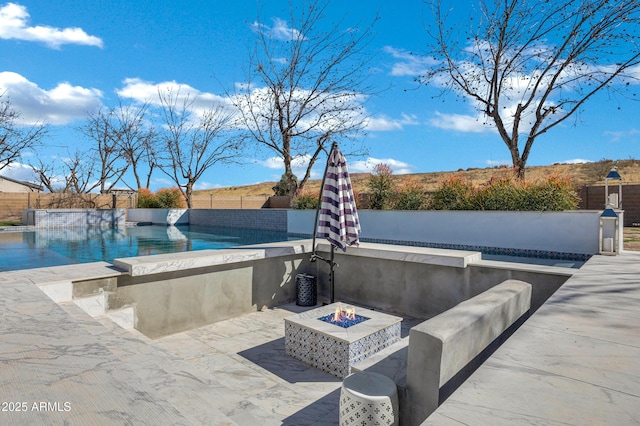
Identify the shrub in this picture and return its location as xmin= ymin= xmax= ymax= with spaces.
xmin=137 ymin=188 xmax=160 ymax=208
xmin=394 ymin=183 xmax=429 ymax=210
xmin=431 ymin=173 xmax=579 ymax=211
xmin=155 ymin=187 xmax=186 ymax=208
xmin=431 ymin=176 xmax=474 ymax=210
xmin=523 ymin=175 xmax=580 ymax=211
xmin=293 ymin=190 xmax=319 ymax=209
xmin=273 ymin=172 xmax=298 ymax=196
xmin=471 ymin=175 xmax=527 ymax=210
xmin=137 ymin=187 xmax=186 ymax=208
xmin=368 ymin=163 xmax=396 ymax=210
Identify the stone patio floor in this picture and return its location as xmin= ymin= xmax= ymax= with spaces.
xmin=1 ymin=251 xmax=639 ymax=425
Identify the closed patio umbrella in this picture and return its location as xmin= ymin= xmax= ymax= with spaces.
xmin=311 ymin=142 xmax=361 ymax=303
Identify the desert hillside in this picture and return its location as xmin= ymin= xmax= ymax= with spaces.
xmin=195 ymin=159 xmax=640 ymax=197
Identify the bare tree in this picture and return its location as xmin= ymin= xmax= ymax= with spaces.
xmin=110 ymin=100 xmax=158 ymax=190
xmin=62 ymin=150 xmax=98 ymax=193
xmin=157 ymin=88 xmax=241 ymax=207
xmin=30 ymin=150 xmax=99 ymax=194
xmin=233 ymin=0 xmax=377 ymax=195
xmin=78 ymin=107 xmax=129 ymax=193
xmin=0 ymin=94 xmax=48 ymax=171
xmin=423 ymin=0 xmax=640 ymax=179
xmin=30 ymin=159 xmax=58 ymax=193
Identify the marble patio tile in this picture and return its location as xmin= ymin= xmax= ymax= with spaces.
xmin=245 ymin=384 xmax=337 ymax=420
xmin=432 ymin=361 xmax=640 ymax=426
xmin=524 ymin=301 xmax=640 ymax=342
xmin=155 ymin=332 xmax=223 ymax=360
xmin=488 ymin=326 xmax=640 ymax=396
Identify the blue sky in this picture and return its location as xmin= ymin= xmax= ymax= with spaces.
xmin=1 ymin=0 xmax=638 ymax=191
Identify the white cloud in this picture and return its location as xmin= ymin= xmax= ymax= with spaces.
xmin=429 ymin=111 xmax=494 ymax=133
xmin=383 ymin=46 xmax=438 ymax=77
xmin=256 ymin=154 xmax=323 ymax=180
xmin=365 ymin=113 xmax=419 ymax=131
xmin=560 ymin=158 xmax=593 ymax=164
xmin=259 ymin=154 xmax=309 ymax=170
xmin=194 ymin=181 xmax=223 ymax=190
xmin=349 ymin=157 xmax=414 ymax=175
xmin=251 ymin=17 xmax=303 ymax=41
xmin=0 ymin=3 xmax=103 ymax=49
xmin=0 ymin=71 xmax=103 ymax=125
xmin=151 ymin=177 xmax=174 ymax=188
xmin=485 ymin=159 xmax=511 ymax=166
xmin=1 ymin=162 xmax=38 ymax=182
xmin=117 ymin=78 xmax=232 ymax=115
xmin=604 ymin=129 xmax=640 ymax=143
xmin=232 ymin=84 xmax=366 ymax=135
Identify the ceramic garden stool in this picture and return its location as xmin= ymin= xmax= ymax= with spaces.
xmin=339 ymin=371 xmax=399 ymax=426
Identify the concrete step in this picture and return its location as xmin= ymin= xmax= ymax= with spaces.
xmin=38 ymin=276 xmax=137 ymax=332
xmin=73 ymin=292 xmax=109 ymax=316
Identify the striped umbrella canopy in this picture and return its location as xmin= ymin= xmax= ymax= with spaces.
xmin=316 ymin=144 xmax=361 ymax=251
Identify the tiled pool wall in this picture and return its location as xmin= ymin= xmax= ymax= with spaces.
xmin=24 ymin=208 xmax=126 ymax=228
xmin=189 ymin=209 xmax=287 ymax=231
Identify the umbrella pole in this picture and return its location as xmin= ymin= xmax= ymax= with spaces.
xmin=330 ymin=245 xmax=335 ymax=303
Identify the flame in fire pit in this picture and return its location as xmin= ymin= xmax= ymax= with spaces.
xmin=332 ymin=303 xmax=356 ymax=323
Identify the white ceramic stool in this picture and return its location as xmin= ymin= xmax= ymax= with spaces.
xmin=339 ymin=371 xmax=399 ymax=426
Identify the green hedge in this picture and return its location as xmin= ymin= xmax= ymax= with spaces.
xmin=293 ymin=191 xmax=319 ymax=209
xmin=431 ymin=174 xmax=579 ymax=211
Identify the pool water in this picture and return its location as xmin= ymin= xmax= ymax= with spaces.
xmin=0 ymin=225 xmax=295 ymax=272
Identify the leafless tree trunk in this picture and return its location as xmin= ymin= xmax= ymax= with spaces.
xmin=78 ymin=107 xmax=129 ymax=192
xmin=30 ymin=159 xmax=57 ymax=193
xmin=424 ymin=0 xmax=640 ymax=179
xmin=62 ymin=150 xmax=100 ymax=194
xmin=109 ymin=100 xmax=158 ymax=190
xmin=157 ymin=88 xmax=241 ymax=208
xmin=233 ymin=0 xmax=376 ymax=195
xmin=0 ymin=94 xmax=48 ymax=170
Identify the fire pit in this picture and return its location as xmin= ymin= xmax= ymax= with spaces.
xmin=318 ymin=303 xmax=370 ymax=328
xmin=285 ymin=303 xmax=402 ymax=378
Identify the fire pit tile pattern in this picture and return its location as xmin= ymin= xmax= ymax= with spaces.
xmin=285 ymin=304 xmax=402 ymax=378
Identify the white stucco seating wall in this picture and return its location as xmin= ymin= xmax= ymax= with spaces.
xmin=288 ymin=210 xmax=620 ymax=255
xmin=406 ymin=279 xmax=532 ymax=425
xmin=126 ymin=208 xmax=188 ymax=225
xmin=315 ymin=242 xmax=482 ymax=268
xmin=113 ymin=240 xmax=314 ymax=276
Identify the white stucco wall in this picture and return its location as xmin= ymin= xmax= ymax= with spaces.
xmin=127 ymin=209 xmax=189 ymax=225
xmin=288 ymin=209 xmax=613 ymax=255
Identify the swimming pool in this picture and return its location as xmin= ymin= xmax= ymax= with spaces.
xmin=0 ymin=225 xmax=296 ymax=272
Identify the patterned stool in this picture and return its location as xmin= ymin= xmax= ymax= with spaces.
xmin=339 ymin=372 xmax=398 ymax=426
